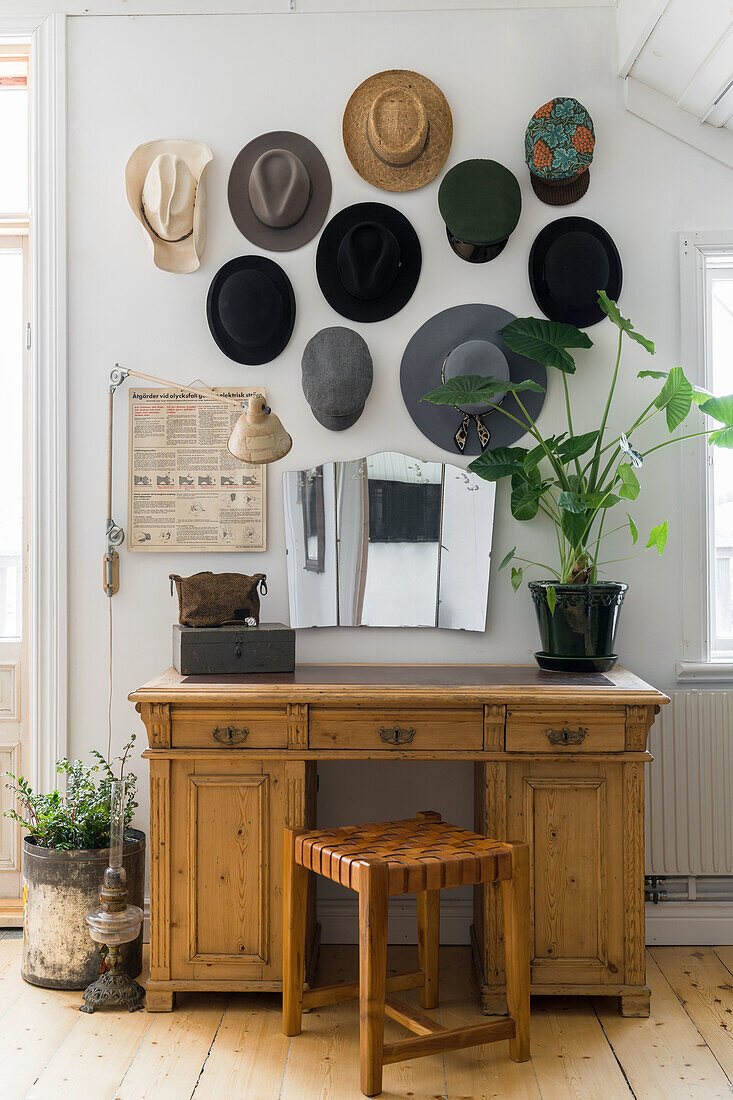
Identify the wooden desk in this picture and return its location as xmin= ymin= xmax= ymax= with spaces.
xmin=131 ymin=664 xmax=667 ymax=1016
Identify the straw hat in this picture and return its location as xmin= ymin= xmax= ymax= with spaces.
xmin=125 ymin=139 xmax=213 ymax=273
xmin=343 ymin=70 xmax=452 ymax=192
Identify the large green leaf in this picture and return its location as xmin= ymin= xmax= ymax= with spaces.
xmin=561 ymin=507 xmax=589 ymax=548
xmin=598 ymin=292 xmax=655 ymax=353
xmin=700 ymin=393 xmax=733 ymax=425
xmin=468 ymin=446 xmax=529 ymax=482
xmin=627 ymin=513 xmax=639 ymax=545
xmin=617 ymin=463 xmax=640 ymax=501
xmin=640 ymin=369 xmax=710 ymax=406
xmin=421 ymin=373 xmax=544 ymax=406
xmin=558 ymin=490 xmax=618 ymax=514
xmin=500 ymin=317 xmax=592 ymax=374
xmin=709 ymin=426 xmax=733 ymax=447
xmin=555 ymin=431 xmax=599 ymax=463
xmin=654 ymin=366 xmax=693 ymax=431
xmin=510 ymin=473 xmax=545 ymax=521
xmin=522 ymin=435 xmax=565 ymax=473
xmin=646 ymin=520 xmax=668 ymax=556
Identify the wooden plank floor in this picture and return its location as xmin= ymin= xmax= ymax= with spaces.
xmin=1 ymin=932 xmax=732 ymax=1100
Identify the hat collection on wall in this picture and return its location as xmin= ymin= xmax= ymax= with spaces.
xmin=125 ymin=77 xmax=622 ymax=453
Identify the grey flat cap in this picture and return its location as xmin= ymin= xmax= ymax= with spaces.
xmin=302 ymin=327 xmax=373 ymax=430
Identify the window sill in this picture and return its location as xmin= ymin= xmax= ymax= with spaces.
xmin=676 ymin=661 xmax=733 ymax=683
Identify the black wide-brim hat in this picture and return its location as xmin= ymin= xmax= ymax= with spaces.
xmin=206 ymin=255 xmax=295 ymax=365
xmin=400 ymin=304 xmax=547 ymax=456
xmin=529 ymin=217 xmax=622 ymax=328
xmin=316 ymin=202 xmax=421 ymax=323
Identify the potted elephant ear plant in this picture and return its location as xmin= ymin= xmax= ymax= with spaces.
xmin=423 ymin=292 xmax=733 ymax=670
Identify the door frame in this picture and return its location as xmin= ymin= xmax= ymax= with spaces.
xmin=0 ymin=13 xmax=67 ymax=802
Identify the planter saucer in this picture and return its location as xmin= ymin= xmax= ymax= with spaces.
xmin=534 ymin=652 xmax=618 ymax=674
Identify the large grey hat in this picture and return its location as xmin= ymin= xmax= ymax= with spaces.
xmin=302 ymin=327 xmax=373 ymax=430
xmin=400 ymin=304 xmax=547 ymax=455
xmin=228 ymin=131 xmax=332 ymax=252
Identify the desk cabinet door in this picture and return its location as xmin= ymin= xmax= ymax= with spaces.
xmin=169 ymin=758 xmax=305 ymax=983
xmin=507 ymin=760 xmax=625 ymax=988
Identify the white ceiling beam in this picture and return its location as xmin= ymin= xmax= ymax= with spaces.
xmin=625 ymin=74 xmax=733 ymax=168
xmin=676 ymin=21 xmax=733 ymax=123
xmin=616 ymin=0 xmax=671 ymax=78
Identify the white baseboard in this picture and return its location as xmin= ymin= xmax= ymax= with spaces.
xmin=140 ymin=898 xmax=731 ymax=949
xmin=318 ymin=897 xmax=473 ymax=945
xmin=645 ymin=902 xmax=733 ymax=945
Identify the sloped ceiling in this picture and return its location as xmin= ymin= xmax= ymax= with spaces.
xmin=618 ymin=0 xmax=733 ymax=165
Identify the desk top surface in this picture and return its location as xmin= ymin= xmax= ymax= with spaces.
xmin=130 ymin=664 xmax=668 ymax=706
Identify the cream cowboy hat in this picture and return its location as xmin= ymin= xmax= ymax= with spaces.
xmin=125 ymin=139 xmax=213 ymax=273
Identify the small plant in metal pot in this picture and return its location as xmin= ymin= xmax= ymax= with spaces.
xmin=423 ymin=293 xmax=733 ymax=671
xmin=3 ymin=737 xmax=145 ymax=990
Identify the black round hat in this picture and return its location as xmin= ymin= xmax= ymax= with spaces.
xmin=206 ymin=255 xmax=295 ymax=364
xmin=316 ymin=202 xmax=421 ymax=322
xmin=529 ymin=217 xmax=622 ymax=328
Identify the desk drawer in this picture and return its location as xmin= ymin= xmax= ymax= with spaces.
xmin=505 ymin=706 xmax=626 ymax=752
xmin=170 ymin=707 xmax=289 ymax=749
xmin=309 ymin=708 xmax=483 ymax=751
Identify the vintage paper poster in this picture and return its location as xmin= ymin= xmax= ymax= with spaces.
xmin=128 ymin=387 xmax=266 ymax=552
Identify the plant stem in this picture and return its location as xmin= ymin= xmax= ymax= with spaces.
xmin=562 ymin=374 xmax=583 ymax=480
xmin=513 ymin=394 xmax=571 ymax=490
xmin=641 ymin=430 xmax=711 ymax=457
xmin=588 ymin=326 xmax=624 ymax=491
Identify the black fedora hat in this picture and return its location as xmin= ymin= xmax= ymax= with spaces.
xmin=400 ymin=304 xmax=546 ymax=456
xmin=206 ymin=255 xmax=295 ymax=364
xmin=529 ymin=217 xmax=622 ymax=328
xmin=316 ymin=202 xmax=421 ymax=322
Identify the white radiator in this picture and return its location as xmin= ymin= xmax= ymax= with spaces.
xmin=646 ymin=690 xmax=733 ymax=876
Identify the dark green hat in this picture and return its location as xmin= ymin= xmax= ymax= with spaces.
xmin=438 ymin=159 xmax=522 ymax=263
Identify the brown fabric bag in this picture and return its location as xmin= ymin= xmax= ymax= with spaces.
xmin=169 ymin=571 xmax=267 ymax=628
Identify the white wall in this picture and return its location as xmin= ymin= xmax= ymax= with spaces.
xmin=67 ymin=9 xmax=733 ymax=901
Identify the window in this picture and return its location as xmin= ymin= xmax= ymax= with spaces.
xmin=0 ymin=44 xmax=29 ymax=640
xmin=679 ymin=233 xmax=733 ymax=676
xmin=709 ymin=265 xmax=733 ymax=655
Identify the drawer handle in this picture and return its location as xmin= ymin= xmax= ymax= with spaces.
xmin=378 ymin=726 xmax=416 ymax=746
xmin=212 ymin=725 xmax=249 ymax=745
xmin=545 ymin=725 xmax=587 ymax=746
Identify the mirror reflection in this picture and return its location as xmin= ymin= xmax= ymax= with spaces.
xmin=283 ymin=452 xmax=495 ymax=630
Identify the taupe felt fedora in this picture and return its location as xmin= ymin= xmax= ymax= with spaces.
xmin=343 ymin=70 xmax=453 ymax=192
xmin=228 ymin=132 xmax=332 ymax=252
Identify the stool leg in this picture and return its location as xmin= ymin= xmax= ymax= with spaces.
xmin=283 ymin=827 xmax=309 ymax=1037
xmin=502 ymin=843 xmax=530 ymax=1062
xmin=416 ymin=889 xmax=440 ymax=1009
xmin=358 ymin=861 xmax=389 ymax=1098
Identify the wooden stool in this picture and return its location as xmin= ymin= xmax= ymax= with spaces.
xmin=283 ymin=810 xmax=530 ymax=1097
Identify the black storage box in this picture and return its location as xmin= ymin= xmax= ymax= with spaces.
xmin=173 ymin=622 xmax=295 ymax=675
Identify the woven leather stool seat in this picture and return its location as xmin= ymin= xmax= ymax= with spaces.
xmin=295 ymin=812 xmax=513 ymax=894
xmin=283 ymin=811 xmax=530 ymax=1097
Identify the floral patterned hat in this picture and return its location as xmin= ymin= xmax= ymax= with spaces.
xmin=524 ymin=97 xmax=595 ymax=206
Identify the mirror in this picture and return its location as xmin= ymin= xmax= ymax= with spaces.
xmin=283 ymin=452 xmax=496 ymax=629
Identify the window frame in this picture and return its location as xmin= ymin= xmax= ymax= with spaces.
xmin=678 ymin=231 xmax=733 ymax=681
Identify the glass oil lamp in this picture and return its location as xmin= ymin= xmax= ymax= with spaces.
xmin=80 ymin=780 xmax=145 ymax=1013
